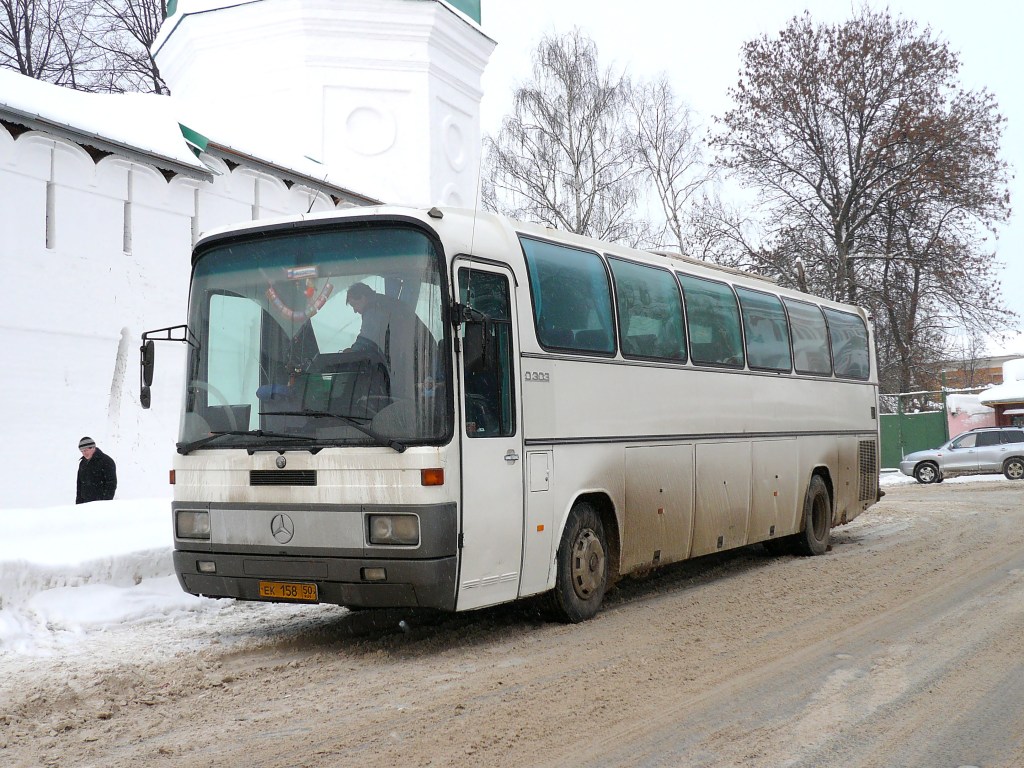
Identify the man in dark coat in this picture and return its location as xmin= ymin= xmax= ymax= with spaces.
xmin=76 ymin=436 xmax=117 ymax=504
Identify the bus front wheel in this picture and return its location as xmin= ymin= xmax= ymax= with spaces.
xmin=795 ymin=475 xmax=831 ymax=556
xmin=550 ymin=502 xmax=608 ymax=623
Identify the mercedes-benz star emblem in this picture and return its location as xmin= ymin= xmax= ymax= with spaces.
xmin=276 ymin=456 xmax=287 ymax=469
xmin=270 ymin=513 xmax=295 ymax=544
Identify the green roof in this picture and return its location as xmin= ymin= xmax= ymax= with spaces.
xmin=447 ymin=0 xmax=480 ymax=23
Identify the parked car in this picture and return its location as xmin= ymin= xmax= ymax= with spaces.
xmin=899 ymin=427 xmax=1024 ymax=483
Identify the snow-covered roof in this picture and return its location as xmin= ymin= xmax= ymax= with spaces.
xmin=946 ymin=393 xmax=994 ymax=416
xmin=979 ymin=357 xmax=1024 ymax=405
xmin=170 ymin=101 xmax=376 ymax=203
xmin=0 ymin=68 xmax=209 ymax=177
xmin=0 ymin=69 xmax=374 ymax=202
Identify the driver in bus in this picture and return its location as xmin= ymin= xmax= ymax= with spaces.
xmin=344 ymin=282 xmax=435 ymax=401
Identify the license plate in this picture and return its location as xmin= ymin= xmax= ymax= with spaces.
xmin=258 ymin=581 xmax=318 ymax=602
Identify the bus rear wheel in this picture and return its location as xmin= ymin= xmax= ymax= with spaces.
xmin=795 ymin=475 xmax=831 ymax=556
xmin=550 ymin=502 xmax=608 ymax=623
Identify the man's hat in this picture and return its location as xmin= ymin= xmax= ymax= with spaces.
xmin=79 ymin=437 xmax=96 ymax=449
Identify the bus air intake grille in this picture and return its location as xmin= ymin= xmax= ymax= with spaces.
xmin=858 ymin=440 xmax=878 ymax=502
xmin=250 ymin=470 xmax=317 ymax=486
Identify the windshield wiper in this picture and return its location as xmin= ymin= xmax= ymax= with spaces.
xmin=262 ymin=411 xmax=407 ymax=453
xmin=176 ymin=429 xmax=315 ymax=455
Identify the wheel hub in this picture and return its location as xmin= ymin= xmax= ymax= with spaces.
xmin=571 ymin=529 xmax=606 ymax=599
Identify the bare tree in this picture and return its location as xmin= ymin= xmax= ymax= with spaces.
xmin=483 ymin=29 xmax=649 ymax=246
xmin=625 ymin=75 xmax=712 ymax=253
xmin=712 ymin=6 xmax=1013 ymax=391
xmin=859 ymin=175 xmax=1011 ymax=392
xmin=88 ymin=0 xmax=166 ymax=93
xmin=1 ymin=0 xmax=101 ymax=87
xmin=2 ymin=0 xmax=167 ymax=92
xmin=948 ymin=331 xmax=989 ymax=389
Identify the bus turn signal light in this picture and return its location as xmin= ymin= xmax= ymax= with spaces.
xmin=421 ymin=468 xmax=444 ymax=486
xmin=169 ymin=469 xmax=176 ymax=485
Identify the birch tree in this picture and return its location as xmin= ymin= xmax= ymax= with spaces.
xmin=626 ymin=75 xmax=712 ymax=253
xmin=483 ymin=29 xmax=649 ymax=245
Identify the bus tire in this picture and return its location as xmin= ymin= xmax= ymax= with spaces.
xmin=1004 ymin=457 xmax=1024 ymax=481
xmin=550 ymin=502 xmax=608 ymax=623
xmin=795 ymin=475 xmax=831 ymax=556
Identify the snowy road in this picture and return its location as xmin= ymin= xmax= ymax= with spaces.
xmin=2 ymin=478 xmax=1024 ymax=767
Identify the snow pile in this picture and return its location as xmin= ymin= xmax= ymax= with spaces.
xmin=1005 ymin=358 xmax=1024 ymax=383
xmin=0 ymin=498 xmax=226 ymax=655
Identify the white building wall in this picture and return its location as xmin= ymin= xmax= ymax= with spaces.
xmin=0 ymin=124 xmax=352 ymax=508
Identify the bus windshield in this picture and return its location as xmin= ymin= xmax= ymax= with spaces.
xmin=179 ymin=225 xmax=449 ymax=452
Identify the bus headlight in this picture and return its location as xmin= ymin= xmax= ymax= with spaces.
xmin=176 ymin=509 xmax=211 ymax=540
xmin=368 ymin=514 xmax=419 ymax=546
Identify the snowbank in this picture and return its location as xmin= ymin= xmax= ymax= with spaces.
xmin=0 ymin=498 xmax=223 ymax=655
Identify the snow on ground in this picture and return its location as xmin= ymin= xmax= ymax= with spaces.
xmin=0 ymin=472 xmax=1003 ymax=658
xmin=0 ymin=497 xmax=225 ymax=656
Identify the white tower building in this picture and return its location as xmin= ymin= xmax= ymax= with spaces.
xmin=153 ymin=0 xmax=495 ymax=208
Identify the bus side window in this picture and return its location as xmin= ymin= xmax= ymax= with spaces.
xmin=678 ymin=273 xmax=744 ymax=367
xmin=520 ymin=237 xmax=615 ymax=355
xmin=784 ymin=298 xmax=832 ymax=376
xmin=609 ymin=257 xmax=686 ymax=362
xmin=823 ymin=307 xmax=870 ymax=380
xmin=736 ymin=287 xmax=791 ymax=372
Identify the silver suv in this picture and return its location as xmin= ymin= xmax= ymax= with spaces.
xmin=899 ymin=427 xmax=1024 ymax=483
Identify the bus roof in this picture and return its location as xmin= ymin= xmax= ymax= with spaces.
xmin=192 ymin=204 xmax=867 ymax=319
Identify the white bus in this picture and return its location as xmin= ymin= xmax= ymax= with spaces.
xmin=142 ymin=206 xmax=880 ymax=622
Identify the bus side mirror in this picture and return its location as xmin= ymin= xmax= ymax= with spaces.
xmin=142 ymin=339 xmax=155 ymax=386
xmin=138 ymin=324 xmax=195 ymax=410
xmin=140 ymin=339 xmax=155 ymax=409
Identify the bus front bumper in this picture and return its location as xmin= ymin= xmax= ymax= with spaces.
xmin=173 ymin=550 xmax=458 ymax=611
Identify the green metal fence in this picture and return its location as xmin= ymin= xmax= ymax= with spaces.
xmin=879 ymin=392 xmax=949 ymax=469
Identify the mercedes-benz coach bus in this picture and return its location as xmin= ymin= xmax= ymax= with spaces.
xmin=141 ymin=206 xmax=880 ymax=622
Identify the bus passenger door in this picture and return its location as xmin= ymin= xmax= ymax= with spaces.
xmin=453 ymin=261 xmax=525 ymax=611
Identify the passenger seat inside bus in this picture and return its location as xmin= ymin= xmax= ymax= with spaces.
xmin=540 ymin=317 xmax=574 ymax=347
xmin=573 ymin=329 xmax=610 ymax=351
xmin=624 ymin=333 xmax=657 ymax=356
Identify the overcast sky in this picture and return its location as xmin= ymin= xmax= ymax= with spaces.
xmin=478 ymin=1 xmax=1024 ymax=356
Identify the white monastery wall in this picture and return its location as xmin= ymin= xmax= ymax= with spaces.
xmin=0 ymin=125 xmax=350 ymax=508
